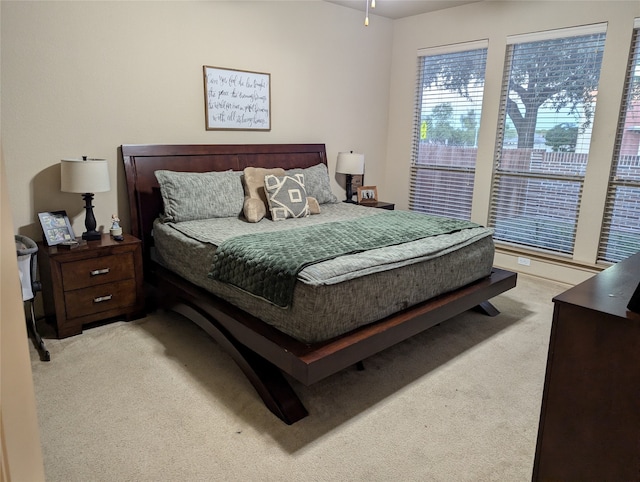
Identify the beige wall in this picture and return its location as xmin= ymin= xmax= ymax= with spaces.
xmin=387 ymin=0 xmax=640 ymax=284
xmin=2 ymin=6 xmax=45 ymax=478
xmin=1 ymin=150 xmax=46 ymax=480
xmin=2 ymin=0 xmax=393 ymax=240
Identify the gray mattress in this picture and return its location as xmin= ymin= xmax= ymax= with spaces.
xmin=152 ymin=203 xmax=495 ymax=343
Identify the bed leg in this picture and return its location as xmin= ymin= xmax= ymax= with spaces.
xmin=171 ymin=303 xmax=308 ymax=425
xmin=474 ymin=300 xmax=500 ymax=317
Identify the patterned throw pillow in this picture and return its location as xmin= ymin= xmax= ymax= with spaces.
xmin=264 ymin=174 xmax=310 ymax=221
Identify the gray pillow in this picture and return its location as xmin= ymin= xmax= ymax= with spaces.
xmin=264 ymin=173 xmax=310 ymax=221
xmin=286 ymin=163 xmax=339 ymax=205
xmin=155 ymin=170 xmax=244 ymax=222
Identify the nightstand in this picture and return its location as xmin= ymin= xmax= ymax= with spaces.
xmin=359 ymin=201 xmax=395 ymax=210
xmin=39 ymin=234 xmax=144 ymax=338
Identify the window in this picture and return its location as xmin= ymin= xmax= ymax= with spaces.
xmin=489 ymin=25 xmax=606 ymax=255
xmin=410 ymin=41 xmax=488 ymax=220
xmin=598 ymin=20 xmax=640 ymax=263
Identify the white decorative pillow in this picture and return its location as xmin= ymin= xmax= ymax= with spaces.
xmin=264 ymin=174 xmax=310 ymax=221
xmin=286 ymin=163 xmax=339 ymax=204
xmin=155 ymin=170 xmax=244 ymax=222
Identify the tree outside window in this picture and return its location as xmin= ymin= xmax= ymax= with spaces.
xmin=489 ymin=28 xmax=606 ymax=255
xmin=410 ymin=42 xmax=488 ymax=221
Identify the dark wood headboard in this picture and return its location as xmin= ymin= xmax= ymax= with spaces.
xmin=120 ymin=143 xmax=328 ymax=260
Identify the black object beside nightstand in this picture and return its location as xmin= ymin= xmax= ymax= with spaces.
xmin=359 ymin=201 xmax=395 ymax=210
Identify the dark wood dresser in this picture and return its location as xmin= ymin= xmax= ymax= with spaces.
xmin=532 ymin=252 xmax=640 ymax=480
xmin=39 ymin=234 xmax=144 ymax=338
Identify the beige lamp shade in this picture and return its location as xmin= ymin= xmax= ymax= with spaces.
xmin=336 ymin=152 xmax=365 ymax=175
xmin=61 ymin=158 xmax=111 ymax=193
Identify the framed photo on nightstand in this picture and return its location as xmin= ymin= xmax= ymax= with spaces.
xmin=357 ymin=186 xmax=378 ymax=204
xmin=38 ymin=211 xmax=76 ymax=246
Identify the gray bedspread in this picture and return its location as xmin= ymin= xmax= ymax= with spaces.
xmin=152 ymin=203 xmax=496 ymax=342
xmin=209 ymin=211 xmax=480 ymax=307
xmin=165 ymin=203 xmax=492 ymax=286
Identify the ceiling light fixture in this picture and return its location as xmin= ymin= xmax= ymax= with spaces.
xmin=365 ymin=0 xmax=375 ymax=26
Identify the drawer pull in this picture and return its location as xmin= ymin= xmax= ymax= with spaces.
xmin=94 ymin=295 xmax=113 ymax=303
xmin=90 ymin=268 xmax=110 ymax=276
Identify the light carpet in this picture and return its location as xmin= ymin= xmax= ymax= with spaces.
xmin=29 ymin=273 xmax=569 ymax=481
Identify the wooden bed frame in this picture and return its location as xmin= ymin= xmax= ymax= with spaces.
xmin=121 ymin=143 xmax=517 ymax=424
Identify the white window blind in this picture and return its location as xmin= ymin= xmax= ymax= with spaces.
xmin=598 ymin=20 xmax=640 ymax=263
xmin=410 ymin=41 xmax=488 ymax=220
xmin=489 ymin=26 xmax=606 ymax=254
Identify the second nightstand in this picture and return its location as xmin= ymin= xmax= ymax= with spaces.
xmin=39 ymin=234 xmax=144 ymax=338
xmin=358 ymin=201 xmax=395 ymax=210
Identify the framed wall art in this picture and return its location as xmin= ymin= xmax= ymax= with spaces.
xmin=38 ymin=210 xmax=76 ymax=246
xmin=203 ymin=65 xmax=271 ymax=131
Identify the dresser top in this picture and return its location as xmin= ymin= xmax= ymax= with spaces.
xmin=553 ymin=252 xmax=640 ymax=320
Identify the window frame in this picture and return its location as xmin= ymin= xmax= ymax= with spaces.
xmin=409 ymin=40 xmax=489 ymax=221
xmin=597 ymin=18 xmax=640 ymax=263
xmin=489 ymin=24 xmax=608 ymax=256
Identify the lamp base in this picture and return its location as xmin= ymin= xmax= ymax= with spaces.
xmin=82 ymin=231 xmax=102 ymax=241
xmin=345 ymin=174 xmax=357 ymax=203
xmin=81 ymin=193 xmax=101 ymax=241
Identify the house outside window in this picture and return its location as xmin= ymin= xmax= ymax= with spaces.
xmin=489 ymin=25 xmax=607 ymax=256
xmin=410 ymin=40 xmax=488 ymax=221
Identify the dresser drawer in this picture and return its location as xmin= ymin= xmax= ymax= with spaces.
xmin=64 ymin=279 xmax=137 ymax=319
xmin=61 ymin=252 xmax=135 ymax=291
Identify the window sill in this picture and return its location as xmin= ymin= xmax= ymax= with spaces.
xmin=494 ymin=244 xmax=608 ymax=286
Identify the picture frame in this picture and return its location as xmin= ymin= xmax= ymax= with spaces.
xmin=38 ymin=211 xmax=76 ymax=246
xmin=203 ymin=65 xmax=271 ymax=131
xmin=357 ymin=186 xmax=378 ymax=204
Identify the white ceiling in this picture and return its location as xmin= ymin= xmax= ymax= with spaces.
xmin=324 ymin=0 xmax=483 ymax=20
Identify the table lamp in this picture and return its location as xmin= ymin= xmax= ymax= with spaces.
xmin=61 ymin=157 xmax=111 ymax=240
xmin=336 ymin=151 xmax=365 ymax=203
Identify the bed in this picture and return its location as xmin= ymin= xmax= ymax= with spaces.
xmin=121 ymin=143 xmax=517 ymax=424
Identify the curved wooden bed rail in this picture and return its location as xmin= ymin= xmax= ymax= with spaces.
xmin=121 ymin=143 xmax=517 ymax=424
xmin=170 ymin=302 xmax=309 ymax=425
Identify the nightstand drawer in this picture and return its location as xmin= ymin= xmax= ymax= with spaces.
xmin=64 ymin=279 xmax=138 ymax=319
xmin=61 ymin=252 xmax=135 ymax=291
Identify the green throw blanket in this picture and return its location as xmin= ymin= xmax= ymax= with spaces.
xmin=209 ymin=211 xmax=480 ymax=308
